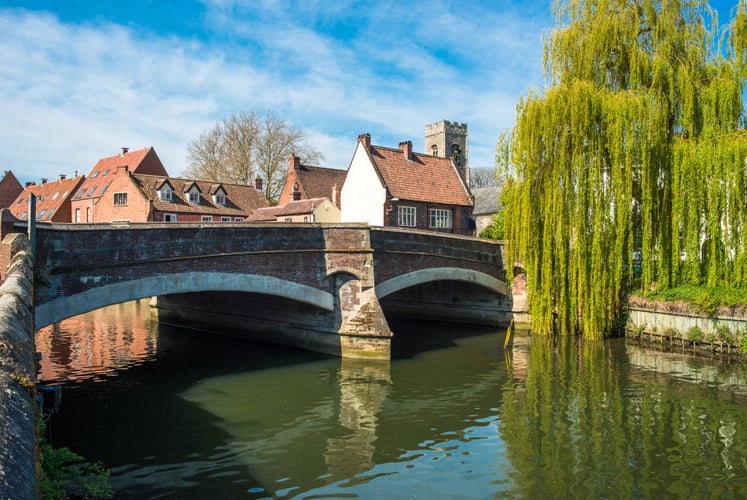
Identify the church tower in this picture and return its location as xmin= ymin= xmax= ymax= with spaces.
xmin=425 ymin=120 xmax=469 ymax=186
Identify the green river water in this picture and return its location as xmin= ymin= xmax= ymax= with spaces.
xmin=37 ymin=300 xmax=747 ymax=498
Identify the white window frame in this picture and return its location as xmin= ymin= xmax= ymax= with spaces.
xmin=160 ymin=187 xmax=172 ymax=201
xmin=189 ymin=190 xmax=200 ymax=203
xmin=213 ymin=193 xmax=226 ymax=205
xmin=429 ymin=208 xmax=453 ymax=229
xmin=221 ymin=216 xmax=232 ymax=222
xmin=75 ymin=208 xmax=81 ymax=223
xmin=234 ymin=217 xmax=244 ymax=221
xmin=398 ymin=206 xmax=416 ymax=227
xmin=163 ymin=213 xmax=177 ymax=222
xmin=201 ymin=215 xmax=213 ymax=222
xmin=113 ymin=192 xmax=128 ymax=206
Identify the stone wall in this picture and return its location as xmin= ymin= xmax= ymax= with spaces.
xmin=0 ymin=232 xmax=38 ymax=498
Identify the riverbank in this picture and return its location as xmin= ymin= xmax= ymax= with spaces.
xmin=625 ymin=295 xmax=747 ymax=357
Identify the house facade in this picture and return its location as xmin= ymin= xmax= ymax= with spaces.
xmin=92 ymin=169 xmax=268 ymax=223
xmin=71 ymin=146 xmax=168 ymax=223
xmin=340 ymin=133 xmax=473 ymax=235
xmin=9 ymin=175 xmax=86 ymax=223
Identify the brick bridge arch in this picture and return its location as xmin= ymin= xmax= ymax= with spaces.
xmin=29 ymin=223 xmax=508 ymax=359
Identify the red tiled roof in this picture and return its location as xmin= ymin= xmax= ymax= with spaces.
xmin=246 ymin=205 xmax=284 ymax=221
xmin=368 ymin=145 xmax=472 ymax=206
xmin=75 ymin=147 xmax=168 ymax=202
xmin=132 ymin=174 xmax=268 ymax=216
xmin=0 ymin=171 xmax=23 ymax=209
xmin=10 ymin=176 xmax=85 ymax=222
xmin=295 ymin=165 xmax=347 ymax=200
xmin=276 ymin=197 xmax=328 ymax=216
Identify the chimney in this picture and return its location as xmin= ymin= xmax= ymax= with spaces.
xmin=25 ymin=182 xmax=35 ymax=188
xmin=288 ymin=154 xmax=301 ymax=171
xmin=41 ymin=178 xmax=47 ymax=184
xmin=399 ymin=141 xmax=413 ymax=161
xmin=121 ymin=147 xmax=129 ymax=156
xmin=116 ymin=165 xmax=129 ymax=173
xmin=358 ymin=133 xmax=371 ymax=149
xmin=59 ymin=174 xmax=66 ymax=181
xmin=332 ymin=183 xmax=339 ymax=208
xmin=292 ymin=183 xmax=301 ymax=201
xmin=254 ymin=175 xmax=263 ymax=191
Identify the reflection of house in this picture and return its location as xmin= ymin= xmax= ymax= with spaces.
xmin=71 ymin=147 xmax=168 ymax=223
xmin=9 ymin=175 xmax=86 ymax=222
xmin=278 ymin=155 xmax=346 ymax=208
xmin=0 ymin=171 xmax=23 ymax=209
xmin=247 ymin=197 xmax=340 ymax=222
xmin=92 ymin=171 xmax=268 ymax=223
xmin=340 ymin=133 xmax=473 ymax=235
xmin=472 ymin=186 xmax=502 ymax=236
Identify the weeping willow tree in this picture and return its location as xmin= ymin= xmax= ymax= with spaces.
xmin=499 ymin=0 xmax=747 ymax=338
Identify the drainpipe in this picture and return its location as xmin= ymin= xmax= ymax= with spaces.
xmin=27 ymin=196 xmax=35 ymax=267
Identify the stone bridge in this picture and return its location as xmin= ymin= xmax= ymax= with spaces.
xmin=29 ymin=222 xmax=508 ymax=359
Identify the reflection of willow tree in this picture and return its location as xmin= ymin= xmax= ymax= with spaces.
xmin=498 ymin=0 xmax=747 ymax=337
xmin=500 ymin=338 xmax=747 ymax=497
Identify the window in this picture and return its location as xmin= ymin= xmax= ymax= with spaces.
xmin=52 ymin=192 xmax=59 ymax=200
xmin=37 ymin=209 xmax=46 ymax=219
xmin=201 ymin=215 xmax=213 ymax=222
xmin=91 ymin=171 xmax=99 ymax=179
xmin=431 ymin=144 xmax=438 ymax=156
xmin=74 ymin=188 xmax=86 ymax=199
xmin=114 ymin=192 xmax=128 ymax=206
xmin=221 ymin=216 xmax=231 ymax=222
xmin=160 ymin=187 xmax=172 ymax=201
xmin=88 ymin=187 xmax=97 ymax=197
xmin=429 ymin=208 xmax=452 ymax=229
xmin=398 ymin=206 xmax=416 ymax=227
xmin=19 ymin=211 xmax=27 ymax=220
xmin=213 ymin=193 xmax=226 ymax=205
xmin=163 ymin=213 xmax=177 ymax=222
xmin=284 ymin=218 xmax=292 ymax=222
xmin=103 ymin=169 xmax=110 ymax=176
xmin=189 ymin=191 xmax=200 ymax=203
xmin=234 ymin=217 xmax=244 ymax=221
xmin=46 ymin=208 xmax=55 ymax=219
xmin=75 ymin=208 xmax=81 ymax=223
xmin=86 ymin=207 xmax=91 ymax=222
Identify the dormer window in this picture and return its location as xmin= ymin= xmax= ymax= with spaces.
xmin=185 ymin=181 xmax=202 ymax=203
xmin=210 ymin=185 xmax=227 ymax=205
xmin=189 ymin=190 xmax=200 ymax=203
xmin=158 ymin=181 xmax=173 ymax=201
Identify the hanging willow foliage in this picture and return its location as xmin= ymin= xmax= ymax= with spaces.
xmin=499 ymin=0 xmax=747 ymax=338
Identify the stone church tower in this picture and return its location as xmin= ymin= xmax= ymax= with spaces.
xmin=425 ymin=120 xmax=469 ymax=187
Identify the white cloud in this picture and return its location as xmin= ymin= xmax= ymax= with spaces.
xmin=0 ymin=2 xmax=550 ymax=184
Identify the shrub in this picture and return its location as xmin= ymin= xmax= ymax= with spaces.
xmin=687 ymin=326 xmax=704 ymax=342
xmin=663 ymin=327 xmax=679 ymax=340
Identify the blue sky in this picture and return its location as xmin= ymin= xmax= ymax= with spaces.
xmin=0 ymin=1 xmax=739 ymax=185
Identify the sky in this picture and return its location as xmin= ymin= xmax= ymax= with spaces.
xmin=0 ymin=1 xmax=739 ymax=185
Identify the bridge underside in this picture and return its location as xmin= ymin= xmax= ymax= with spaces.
xmin=152 ymin=278 xmax=510 ymax=359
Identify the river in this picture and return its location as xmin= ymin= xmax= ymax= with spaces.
xmin=36 ymin=299 xmax=747 ymax=498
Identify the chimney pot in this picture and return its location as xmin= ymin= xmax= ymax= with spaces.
xmin=254 ymin=175 xmax=263 ymax=191
xmin=59 ymin=174 xmax=66 ymax=181
xmin=25 ymin=182 xmax=34 ymax=188
xmin=399 ymin=141 xmax=413 ymax=161
xmin=121 ymin=147 xmax=129 ymax=156
xmin=41 ymin=178 xmax=47 ymax=184
xmin=358 ymin=133 xmax=371 ymax=149
xmin=288 ymin=154 xmax=301 ymax=171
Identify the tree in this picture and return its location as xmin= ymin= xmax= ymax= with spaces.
xmin=184 ymin=110 xmax=324 ymax=200
xmin=469 ymin=166 xmax=500 ymax=189
xmin=498 ymin=0 xmax=747 ymax=338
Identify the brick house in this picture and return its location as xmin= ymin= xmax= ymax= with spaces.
xmin=277 ymin=155 xmax=346 ymax=209
xmin=92 ymin=169 xmax=268 ymax=223
xmin=0 ymin=171 xmax=23 ymax=209
xmin=247 ymin=197 xmax=340 ymax=223
xmin=9 ymin=175 xmax=86 ymax=223
xmin=340 ymin=134 xmax=473 ymax=236
xmin=71 ymin=146 xmax=168 ymax=223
